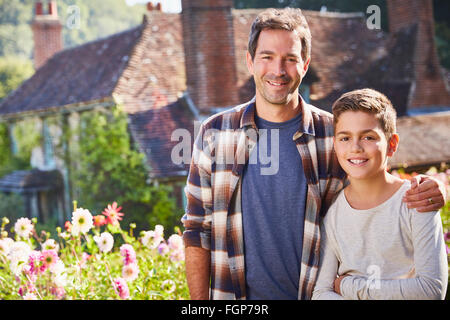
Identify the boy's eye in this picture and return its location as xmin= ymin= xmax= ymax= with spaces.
xmin=339 ymin=137 xmax=349 ymax=142
xmin=364 ymin=136 xmax=376 ymax=140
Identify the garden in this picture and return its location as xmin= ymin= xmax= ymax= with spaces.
xmin=0 ymin=166 xmax=448 ymax=300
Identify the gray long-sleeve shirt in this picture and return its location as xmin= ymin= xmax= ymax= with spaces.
xmin=312 ymin=181 xmax=448 ymax=300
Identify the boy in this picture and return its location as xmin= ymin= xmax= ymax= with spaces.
xmin=312 ymin=88 xmax=448 ymax=300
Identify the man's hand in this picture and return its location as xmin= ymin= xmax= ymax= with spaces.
xmin=334 ymin=274 xmax=349 ymax=295
xmin=402 ymin=174 xmax=447 ymax=212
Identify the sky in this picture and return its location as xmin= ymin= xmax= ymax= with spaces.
xmin=125 ymin=0 xmax=182 ymax=13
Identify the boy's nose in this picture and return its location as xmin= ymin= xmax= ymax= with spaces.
xmin=350 ymin=141 xmax=363 ymax=152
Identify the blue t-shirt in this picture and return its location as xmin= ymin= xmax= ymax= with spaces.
xmin=242 ymin=112 xmax=307 ymax=300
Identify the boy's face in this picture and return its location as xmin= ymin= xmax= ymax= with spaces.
xmin=333 ymin=111 xmax=399 ymax=181
xmin=246 ymin=28 xmax=310 ymax=106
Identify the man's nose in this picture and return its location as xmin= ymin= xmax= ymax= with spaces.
xmin=273 ymin=59 xmax=287 ymax=77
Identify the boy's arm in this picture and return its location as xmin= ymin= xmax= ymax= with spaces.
xmin=312 ymin=219 xmax=344 ymax=300
xmin=403 ymin=175 xmax=446 ymax=212
xmin=339 ymin=210 xmax=448 ymax=300
xmin=181 ymin=123 xmax=213 ymax=299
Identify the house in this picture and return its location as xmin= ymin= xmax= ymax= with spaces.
xmin=0 ymin=0 xmax=449 ymax=222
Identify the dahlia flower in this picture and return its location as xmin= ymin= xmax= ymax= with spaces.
xmin=102 ymin=202 xmax=124 ymax=225
xmin=114 ymin=277 xmax=130 ymax=299
xmin=94 ymin=232 xmax=114 ymax=253
xmin=122 ymin=263 xmax=139 ymax=282
xmin=120 ymin=244 xmax=136 ymax=265
xmin=71 ymin=208 xmax=93 ymax=235
xmin=14 ymin=217 xmax=34 ymax=239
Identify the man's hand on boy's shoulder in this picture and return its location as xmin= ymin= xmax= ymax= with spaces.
xmin=402 ymin=174 xmax=447 ymax=212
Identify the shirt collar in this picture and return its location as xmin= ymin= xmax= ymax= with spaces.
xmin=240 ymin=94 xmax=316 ymax=138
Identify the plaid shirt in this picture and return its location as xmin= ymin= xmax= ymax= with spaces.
xmin=182 ymin=96 xmax=346 ymax=300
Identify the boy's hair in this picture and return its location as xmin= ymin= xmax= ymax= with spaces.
xmin=248 ymin=7 xmax=311 ymax=63
xmin=332 ymin=88 xmax=397 ymax=138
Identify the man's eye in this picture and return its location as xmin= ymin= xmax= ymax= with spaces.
xmin=364 ymin=136 xmax=375 ymax=140
xmin=340 ymin=137 xmax=349 ymax=142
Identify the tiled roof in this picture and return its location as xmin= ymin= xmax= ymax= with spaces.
xmin=127 ymin=96 xmax=195 ymax=179
xmin=0 ymin=169 xmax=63 ymax=193
xmin=0 ymin=24 xmax=145 ymax=117
xmin=388 ymin=111 xmax=450 ymax=168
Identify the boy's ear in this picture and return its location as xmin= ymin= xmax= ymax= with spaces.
xmin=387 ymin=133 xmax=399 ymax=157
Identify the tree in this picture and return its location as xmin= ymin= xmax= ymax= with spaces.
xmin=0 ymin=56 xmax=34 ymax=101
xmin=68 ymin=107 xmax=179 ymax=233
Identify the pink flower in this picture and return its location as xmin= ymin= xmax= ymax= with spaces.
xmin=102 ymin=202 xmax=124 ymax=226
xmin=170 ymin=249 xmax=185 ymax=262
xmin=120 ymin=244 xmax=136 ymax=265
xmin=114 ymin=277 xmax=130 ymax=299
xmin=122 ymin=263 xmax=139 ymax=282
xmin=158 ymin=243 xmax=169 ymax=255
xmin=27 ymin=250 xmax=42 ymax=275
xmin=40 ymin=250 xmax=59 ymax=271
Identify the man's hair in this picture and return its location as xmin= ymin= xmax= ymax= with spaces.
xmin=332 ymin=88 xmax=397 ymax=138
xmin=248 ymin=8 xmax=312 ymax=62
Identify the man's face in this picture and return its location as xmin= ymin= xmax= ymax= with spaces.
xmin=247 ymin=28 xmax=310 ymax=106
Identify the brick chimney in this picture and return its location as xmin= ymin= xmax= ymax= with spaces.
xmin=32 ymin=1 xmax=63 ymax=70
xmin=387 ymin=0 xmax=450 ymax=111
xmin=181 ymin=0 xmax=239 ymax=113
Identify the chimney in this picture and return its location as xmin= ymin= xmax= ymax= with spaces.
xmin=181 ymin=0 xmax=239 ymax=113
xmin=387 ymin=0 xmax=450 ymax=111
xmin=32 ymin=1 xmax=63 ymax=70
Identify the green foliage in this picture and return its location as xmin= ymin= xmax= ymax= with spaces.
xmin=0 ymin=117 xmax=40 ymax=178
xmin=0 ymin=0 xmax=147 ymax=59
xmin=66 ymin=106 xmax=179 ymax=233
xmin=435 ymin=22 xmax=450 ymax=69
xmin=0 ymin=56 xmax=34 ymax=101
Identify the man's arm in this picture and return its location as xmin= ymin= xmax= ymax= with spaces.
xmin=185 ymin=246 xmax=211 ymax=300
xmin=181 ymin=122 xmax=214 ymax=299
xmin=403 ymin=175 xmax=447 ymax=212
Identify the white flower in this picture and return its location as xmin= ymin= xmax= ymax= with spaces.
xmin=50 ymin=259 xmax=65 ymax=275
xmin=71 ymin=208 xmax=93 ymax=235
xmin=8 ymin=241 xmax=31 ymax=275
xmin=168 ymin=234 xmax=183 ymax=251
xmin=14 ymin=218 xmax=34 ymax=239
xmin=23 ymin=293 xmax=38 ymax=300
xmin=122 ymin=263 xmax=139 ymax=282
xmin=41 ymin=239 xmax=59 ymax=252
xmin=141 ymin=225 xmax=165 ymax=249
xmin=94 ymin=232 xmax=114 ymax=253
xmin=0 ymin=237 xmax=14 ymax=256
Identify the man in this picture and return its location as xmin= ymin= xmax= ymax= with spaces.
xmin=181 ymin=8 xmax=446 ymax=300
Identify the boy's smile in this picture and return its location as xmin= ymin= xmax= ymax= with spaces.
xmin=334 ymin=111 xmax=398 ymax=181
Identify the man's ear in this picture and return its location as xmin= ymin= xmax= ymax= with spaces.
xmin=302 ymin=57 xmax=311 ymax=76
xmin=387 ymin=133 xmax=399 ymax=156
xmin=246 ymin=51 xmax=254 ymax=75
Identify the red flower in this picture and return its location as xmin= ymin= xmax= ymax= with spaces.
xmin=64 ymin=221 xmax=72 ymax=232
xmin=102 ymin=202 xmax=124 ymax=225
xmin=93 ymin=215 xmax=107 ymax=227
